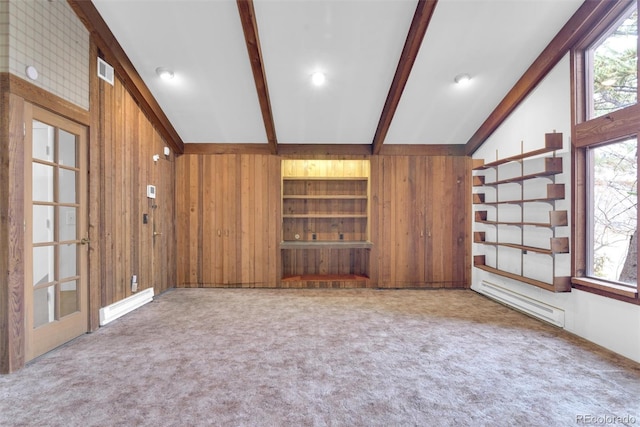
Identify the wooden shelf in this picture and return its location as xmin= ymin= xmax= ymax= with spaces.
xmin=479 ymin=158 xmax=563 ymax=186
xmin=280 ymin=241 xmax=373 ymax=249
xmin=283 ymin=214 xmax=367 ymax=219
xmin=473 ymin=133 xmax=563 ymax=170
xmin=472 ymin=133 xmax=569 ymax=292
xmin=474 ymin=184 xmax=565 ymax=205
xmin=283 ymin=177 xmax=368 ymax=181
xmin=281 ymin=160 xmax=371 ymax=284
xmin=475 ymin=210 xmax=567 ymax=228
xmin=473 ymin=256 xmax=570 ymax=292
xmin=281 ymin=274 xmax=369 ymax=282
xmin=283 ymin=195 xmax=368 ymax=200
xmin=474 ymin=240 xmax=570 ymax=255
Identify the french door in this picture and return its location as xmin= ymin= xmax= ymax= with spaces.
xmin=24 ymin=105 xmax=88 ymax=361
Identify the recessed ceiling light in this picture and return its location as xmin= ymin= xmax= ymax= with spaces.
xmin=311 ymin=71 xmax=326 ymax=87
xmin=156 ymin=67 xmax=174 ymax=81
xmin=454 ymin=73 xmax=471 ymax=85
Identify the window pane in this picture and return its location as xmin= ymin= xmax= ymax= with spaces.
xmin=60 ymin=280 xmax=78 ymax=318
xmin=58 ymin=206 xmax=77 ymax=242
xmin=32 ymin=163 xmax=54 ymax=203
xmin=32 ymin=120 xmax=54 ymax=162
xmin=59 ymin=168 xmax=77 ymax=204
xmin=59 ymin=129 xmax=77 ymax=167
xmin=34 ymin=285 xmax=55 ymax=328
xmin=33 ymin=245 xmax=55 ymax=286
xmin=59 ymin=243 xmax=77 ymax=280
xmin=589 ymin=5 xmax=637 ymax=119
xmin=590 ymin=138 xmax=638 ymax=285
xmin=33 ymin=205 xmax=54 ymax=244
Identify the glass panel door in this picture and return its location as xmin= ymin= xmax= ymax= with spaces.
xmin=26 ymin=106 xmax=88 ymax=361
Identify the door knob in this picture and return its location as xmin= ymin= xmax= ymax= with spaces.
xmin=153 ymin=231 xmax=162 ymax=236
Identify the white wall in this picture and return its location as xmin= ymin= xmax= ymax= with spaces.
xmin=7 ymin=0 xmax=89 ymax=109
xmin=472 ymin=54 xmax=640 ymax=363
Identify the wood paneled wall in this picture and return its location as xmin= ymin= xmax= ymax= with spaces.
xmin=94 ymin=76 xmax=177 ymax=310
xmin=176 ymin=153 xmax=471 ymax=289
xmin=175 ymin=154 xmax=281 ymax=287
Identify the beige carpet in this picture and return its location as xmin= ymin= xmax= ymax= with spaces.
xmin=1 ymin=288 xmax=639 ymax=426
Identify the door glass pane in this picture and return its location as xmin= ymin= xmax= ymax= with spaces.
xmin=33 ymin=246 xmax=54 ymax=286
xmin=33 ymin=285 xmax=55 ymax=328
xmin=32 ymin=163 xmax=54 ymax=202
xmin=33 ymin=205 xmax=54 ymax=244
xmin=59 ymin=169 xmax=76 ymax=203
xmin=58 ymin=130 xmax=76 ymax=167
xmin=59 ymin=244 xmax=77 ymax=280
xmin=59 ymin=280 xmax=78 ymax=317
xmin=32 ymin=120 xmax=54 ymax=162
xmin=58 ymin=206 xmax=77 ymax=242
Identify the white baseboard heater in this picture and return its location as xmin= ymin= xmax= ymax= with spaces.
xmin=476 ymin=280 xmax=565 ymax=327
xmin=99 ymin=288 xmax=154 ymax=326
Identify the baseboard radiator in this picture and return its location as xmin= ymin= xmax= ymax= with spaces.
xmin=99 ymin=288 xmax=154 ymax=326
xmin=476 ymin=280 xmax=565 ymax=327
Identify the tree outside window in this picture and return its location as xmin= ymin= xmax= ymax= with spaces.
xmin=589 ymin=139 xmax=637 ymax=285
xmin=588 ymin=6 xmax=637 ymax=119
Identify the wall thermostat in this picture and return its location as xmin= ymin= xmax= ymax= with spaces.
xmin=147 ymin=185 xmax=156 ymax=199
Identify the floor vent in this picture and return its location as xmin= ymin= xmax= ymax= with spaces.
xmin=476 ymin=280 xmax=565 ymax=327
xmin=99 ymin=288 xmax=154 ymax=326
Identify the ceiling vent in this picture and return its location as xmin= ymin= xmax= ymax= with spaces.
xmin=97 ymin=57 xmax=114 ymax=86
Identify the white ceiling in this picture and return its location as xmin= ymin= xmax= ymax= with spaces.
xmin=92 ymin=0 xmax=584 ymax=146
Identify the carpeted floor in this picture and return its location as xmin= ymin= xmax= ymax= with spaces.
xmin=1 ymin=288 xmax=639 ymax=426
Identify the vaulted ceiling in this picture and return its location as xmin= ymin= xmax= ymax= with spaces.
xmin=80 ymin=0 xmax=588 ymax=154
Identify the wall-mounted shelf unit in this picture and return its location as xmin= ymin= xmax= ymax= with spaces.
xmin=281 ymin=160 xmax=371 ymax=287
xmin=472 ymin=133 xmax=570 ymax=292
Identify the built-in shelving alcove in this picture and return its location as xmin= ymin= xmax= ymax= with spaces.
xmin=280 ymin=159 xmax=372 ymax=287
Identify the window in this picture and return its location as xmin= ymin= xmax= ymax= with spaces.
xmin=587 ymin=138 xmax=637 ymax=287
xmin=573 ymin=0 xmax=640 ymax=302
xmin=587 ymin=4 xmax=637 ymax=119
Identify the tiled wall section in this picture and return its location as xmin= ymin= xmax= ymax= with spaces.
xmin=8 ymin=0 xmax=89 ymax=109
xmin=0 ymin=1 xmax=8 ymax=72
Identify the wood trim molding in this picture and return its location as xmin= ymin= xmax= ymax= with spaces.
xmin=183 ymin=142 xmax=467 ymax=157
xmin=0 ymin=92 xmax=26 ymax=373
xmin=237 ymin=0 xmax=278 ymax=155
xmin=575 ymin=104 xmax=640 ymax=147
xmin=67 ymin=0 xmax=185 ymax=155
xmin=379 ymin=144 xmax=466 ymax=156
xmin=278 ymin=144 xmax=373 ymax=156
xmin=87 ymin=41 xmax=101 ymax=332
xmin=1 ymin=73 xmax=90 ymax=125
xmin=371 ymin=0 xmax=438 ymax=155
xmin=183 ymin=143 xmax=274 ymax=155
xmin=465 ymin=0 xmax=624 ymax=155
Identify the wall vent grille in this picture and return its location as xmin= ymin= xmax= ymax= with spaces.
xmin=97 ymin=57 xmax=114 ymax=86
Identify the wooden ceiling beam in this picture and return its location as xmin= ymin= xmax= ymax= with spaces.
xmin=237 ymin=0 xmax=278 ymax=155
xmin=371 ymin=0 xmax=438 ymax=155
xmin=464 ymin=0 xmax=628 ymax=155
xmin=68 ymin=0 xmax=185 ymax=155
